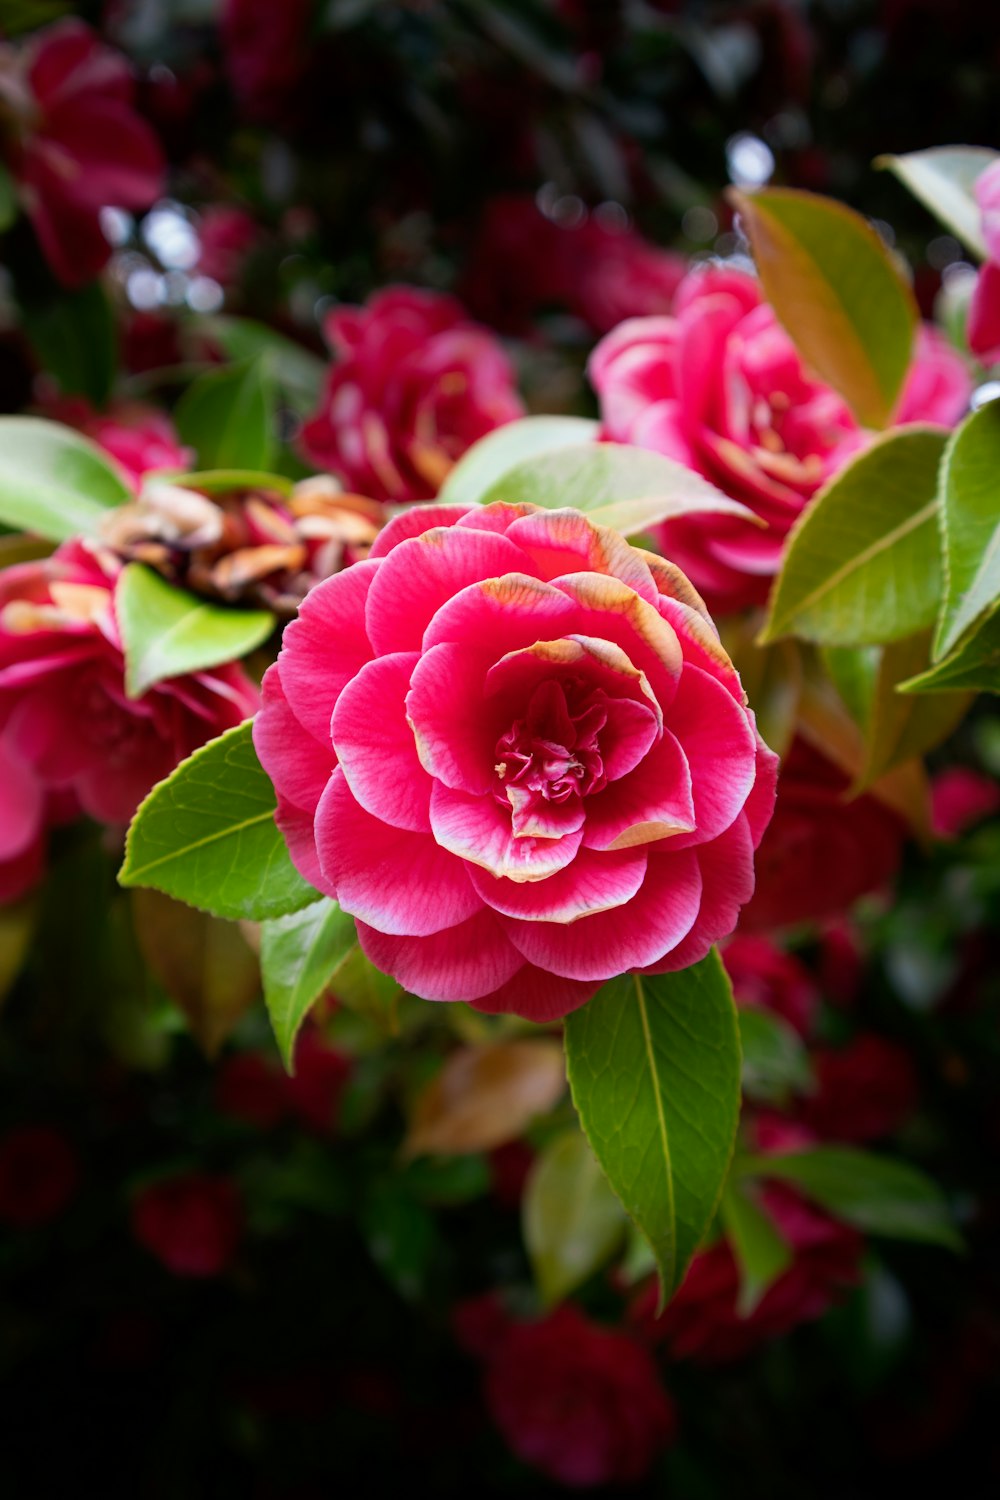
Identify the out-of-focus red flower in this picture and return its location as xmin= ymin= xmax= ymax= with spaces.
xmin=285 ymin=1027 xmax=352 ymax=1134
xmin=0 ymin=20 xmax=164 ymax=287
xmin=739 ymin=739 xmax=905 ymax=930
xmin=636 ymin=1183 xmax=862 ymax=1363
xmin=214 ymin=1052 xmax=288 ymax=1131
xmin=130 ymin=1173 xmax=243 ymax=1278
xmin=122 ymin=311 xmax=185 ymax=376
xmin=301 ymin=287 xmax=524 ymax=502
xmin=0 ymin=1125 xmax=79 ymax=1227
xmin=800 ymin=1034 xmax=919 ymax=1143
xmin=0 ymin=736 xmax=47 ymax=903
xmin=39 ymin=397 xmax=191 ymax=492
xmin=488 ymin=1140 xmax=535 ymax=1210
xmin=817 ymin=918 xmax=864 ymax=1008
xmin=968 ymin=162 xmax=1000 ymax=364
xmin=196 ymin=204 xmax=257 ymax=286
xmin=481 ymin=1303 xmax=676 ymax=1487
xmin=452 ymin=1290 xmax=512 ymax=1361
xmin=931 ymin=766 xmax=1000 ymax=839
xmin=722 ymin=933 xmax=818 ymax=1037
xmin=221 ymin=0 xmax=312 ymax=123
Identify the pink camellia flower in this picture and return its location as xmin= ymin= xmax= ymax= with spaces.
xmin=39 ymin=397 xmax=192 ymax=492
xmin=722 ymin=933 xmax=818 ymax=1037
xmin=0 ymin=1125 xmax=80 ymax=1228
xmin=931 ymin=765 xmax=1000 ymax=839
xmin=300 ymin=287 xmax=525 ymax=502
xmin=0 ymin=540 xmax=258 ymax=826
xmin=479 ymin=1303 xmax=676 ymax=1487
xmin=195 ymin=204 xmax=257 ymax=286
xmin=255 ymin=503 xmax=777 ymax=1021
xmin=800 ymin=1034 xmax=919 ymax=1144
xmin=130 ymin=1173 xmax=242 ymax=1278
xmin=590 ymin=266 xmax=972 ymax=610
xmin=221 ymin=0 xmax=311 ymax=124
xmin=0 ymin=735 xmax=47 ymax=903
xmin=0 ymin=20 xmax=164 ymax=288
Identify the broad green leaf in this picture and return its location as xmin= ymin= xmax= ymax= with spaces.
xmin=738 ymin=1006 xmax=813 ymax=1105
xmin=160 ymin=468 xmax=294 ymax=496
xmin=0 ymin=416 xmax=131 ymax=539
xmin=260 ymin=898 xmax=357 ymax=1070
xmin=852 ymin=633 xmax=972 ymax=789
xmin=821 ymin=644 xmax=881 ymax=731
xmin=877 ymin=147 xmax=999 ymax=260
xmin=203 ymin=316 xmax=326 ymax=415
xmin=731 ymin=187 xmax=918 ymax=429
xmin=329 ymin=944 xmax=404 ymax=1036
xmin=438 ymin=416 xmax=600 ymax=507
xmin=719 ymin=1179 xmax=792 ymax=1315
xmin=22 ymin=280 xmax=116 ymax=405
xmin=901 ymin=602 xmax=1000 ymax=695
xmin=761 ymin=428 xmax=947 ymax=646
xmin=0 ymin=164 xmax=17 ymax=233
xmin=116 ymin=563 xmax=275 ymax=697
xmin=522 ymin=1128 xmax=628 ymax=1305
xmin=719 ymin=622 xmax=803 ymax=759
xmin=174 ymin=358 xmax=276 ymax=472
xmin=479 ymin=442 xmax=758 ymax=535
xmin=740 ymin=1147 xmax=962 ymax=1250
xmin=935 ymin=401 xmax=1000 ymax=660
xmin=119 ymin=720 xmax=321 ymax=921
xmin=564 ymin=951 xmax=742 ymax=1304
xmin=362 ymin=1178 xmax=438 ymax=1301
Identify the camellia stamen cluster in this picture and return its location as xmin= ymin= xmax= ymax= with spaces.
xmin=255 ymin=504 xmax=778 ymax=1020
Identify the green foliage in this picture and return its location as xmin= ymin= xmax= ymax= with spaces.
xmin=719 ymin=1180 xmax=792 ymax=1314
xmin=935 ymin=401 xmax=1000 ymax=661
xmin=0 ymin=416 xmax=131 ymax=540
xmin=522 ymin=1128 xmax=627 ymax=1305
xmin=732 ymin=186 xmax=917 ymax=428
xmin=0 ymin=164 xmax=17 ymax=233
xmin=738 ymin=1006 xmax=813 ymax=1105
xmin=22 ymin=280 xmax=117 ymax=406
xmin=849 ymin=634 xmax=971 ymax=788
xmin=438 ymin=415 xmax=600 ymax=507
xmin=119 ymin=721 xmax=321 ymax=921
xmin=163 ymin=469 xmax=294 ymax=496
xmin=203 ymin=316 xmax=326 ymax=416
xmin=260 ymin=899 xmax=358 ymax=1070
xmin=878 ymin=147 xmax=999 ymax=259
xmin=116 ymin=563 xmax=275 ymax=697
xmin=563 ymin=952 xmax=742 ymax=1305
xmin=174 ymin=359 xmax=277 ymax=471
xmin=740 ymin=1147 xmax=962 ymax=1249
xmin=902 ymin=602 xmax=1000 ymax=694
xmin=761 ymin=427 xmax=946 ymax=647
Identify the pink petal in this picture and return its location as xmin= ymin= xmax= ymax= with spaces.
xmin=503 ymin=848 xmax=702 ymax=980
xmin=368 ymin=504 xmax=471 ymax=559
xmin=364 ymin=528 xmax=539 ymax=654
xmin=423 ymin=573 xmax=579 ymax=655
xmin=430 ymin=782 xmax=583 ymax=882
xmin=278 ymin=559 xmax=378 ymax=749
xmin=405 ymin=641 xmax=500 ymax=796
xmin=742 ymin=722 xmax=780 ymax=849
xmin=655 ymin=594 xmax=744 ymax=703
xmin=553 ymin=573 xmax=683 ymax=708
xmin=640 ymin=813 xmax=754 ymax=973
xmin=470 ymin=844 xmax=647 ymax=923
xmin=356 ymin=909 xmax=523 ymax=1002
xmin=455 ymin=502 xmax=537 ymax=533
xmin=471 ymin=965 xmax=600 ymax=1022
xmin=504 ymin=509 xmax=657 ymax=601
xmin=667 ymin=666 xmax=757 ymax=847
xmin=254 ymin=666 xmax=336 ymax=817
xmin=275 ymin=798 xmax=331 ymax=895
xmin=582 ymin=729 xmax=695 ymax=850
xmin=0 ymin=737 xmax=44 ymax=861
xmin=331 ymin=651 xmax=431 ymax=831
xmin=314 ymin=770 xmax=480 ymax=936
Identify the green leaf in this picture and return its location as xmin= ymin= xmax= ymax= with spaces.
xmin=877 ymin=147 xmax=999 ymax=260
xmin=761 ymin=427 xmax=947 ymax=646
xmin=0 ymin=164 xmax=17 ymax=233
xmin=731 ymin=187 xmax=918 ymax=429
xmin=901 ymin=601 xmax=1000 ymax=695
xmin=116 ymin=563 xmax=275 ymax=698
xmin=935 ymin=401 xmax=1000 ymax=661
xmin=719 ymin=1179 xmax=792 ymax=1315
xmin=740 ymin=1147 xmax=962 ymax=1250
xmin=22 ymin=280 xmax=117 ymax=406
xmin=851 ymin=633 xmax=972 ymax=789
xmin=328 ymin=944 xmax=403 ymax=1035
xmin=522 ymin=1128 xmax=628 ymax=1306
xmin=260 ymin=898 xmax=358 ymax=1070
xmin=438 ymin=416 xmax=600 ymax=507
xmin=362 ymin=1178 xmax=438 ymax=1301
xmin=0 ymin=416 xmax=131 ymax=540
xmin=160 ymin=469 xmax=294 ymax=497
xmin=564 ymin=951 xmax=742 ymax=1305
xmin=174 ymin=359 xmax=276 ymax=472
xmin=479 ymin=442 xmax=759 ymax=535
xmin=738 ymin=1006 xmax=813 ymax=1105
xmin=119 ymin=721 xmax=321 ymax=921
xmin=203 ymin=316 xmax=325 ymax=416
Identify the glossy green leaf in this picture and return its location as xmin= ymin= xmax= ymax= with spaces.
xmin=203 ymin=316 xmax=326 ymax=415
xmin=761 ymin=427 xmax=947 ymax=646
xmin=523 ymin=1128 xmax=628 ymax=1305
xmin=119 ymin=721 xmax=321 ymax=921
xmin=438 ymin=416 xmax=600 ymax=507
xmin=901 ymin=602 xmax=1000 ymax=695
xmin=0 ymin=416 xmax=131 ymax=540
xmin=935 ymin=401 xmax=1000 ymax=660
xmin=740 ymin=1147 xmax=962 ymax=1249
xmin=731 ymin=187 xmax=918 ymax=429
xmin=260 ymin=898 xmax=358 ymax=1070
xmin=22 ymin=280 xmax=116 ymax=405
xmin=161 ymin=468 xmax=294 ymax=496
xmin=738 ymin=1006 xmax=813 ymax=1105
xmin=852 ymin=633 xmax=972 ymax=789
xmin=719 ymin=1179 xmax=792 ymax=1315
xmin=117 ymin=563 xmax=275 ymax=698
xmin=479 ymin=441 xmax=758 ymax=535
xmin=564 ymin=951 xmax=742 ymax=1305
xmin=174 ymin=358 xmax=276 ymax=472
xmin=877 ymin=147 xmax=998 ymax=260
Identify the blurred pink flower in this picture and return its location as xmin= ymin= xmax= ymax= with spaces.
xmin=40 ymin=397 xmax=191 ymax=491
xmin=931 ymin=766 xmax=1000 ymax=839
xmin=131 ymin=1173 xmax=243 ymax=1278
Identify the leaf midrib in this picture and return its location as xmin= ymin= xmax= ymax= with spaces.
xmin=124 ymin=807 xmax=275 ymax=881
xmin=634 ymin=972 xmax=675 ymax=1292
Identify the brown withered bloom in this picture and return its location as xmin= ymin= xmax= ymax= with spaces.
xmin=99 ymin=476 xmax=384 ymax=614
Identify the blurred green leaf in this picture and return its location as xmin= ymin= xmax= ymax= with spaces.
xmin=260 ymin=898 xmax=357 ymax=1070
xmin=0 ymin=165 xmax=17 ymax=233
xmin=328 ymin=944 xmax=404 ymax=1036
xmin=204 ymin=316 xmax=326 ymax=415
xmin=719 ymin=1179 xmax=792 ymax=1315
xmin=22 ymin=280 xmax=116 ymax=405
xmin=901 ymin=601 xmax=1000 ymax=694
xmin=175 ymin=359 xmax=276 ymax=471
xmin=119 ymin=721 xmax=321 ymax=921
xmin=438 ymin=415 xmax=599 ymax=507
xmin=877 ymin=147 xmax=998 ymax=259
xmin=362 ymin=1179 xmax=438 ymax=1301
xmin=523 ymin=1128 xmax=627 ymax=1305
xmin=935 ymin=401 xmax=1000 ymax=660
xmin=0 ymin=416 xmax=131 ymax=540
xmin=731 ymin=187 xmax=918 ymax=428
xmin=851 ymin=632 xmax=971 ymax=789
xmin=564 ymin=951 xmax=742 ymax=1306
xmin=738 ymin=1006 xmax=813 ymax=1105
xmin=161 ymin=468 xmax=294 ymax=496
